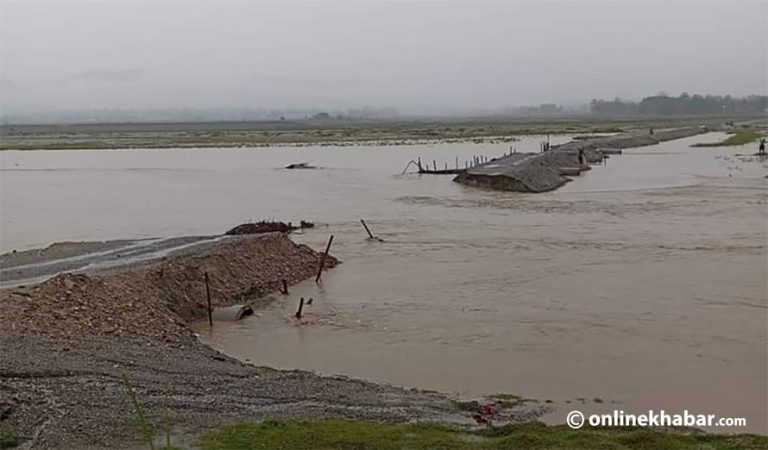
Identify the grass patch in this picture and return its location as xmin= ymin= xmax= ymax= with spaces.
xmin=0 ymin=426 xmax=21 ymax=449
xmin=200 ymin=418 xmax=768 ymax=450
xmin=692 ymin=130 xmax=763 ymax=147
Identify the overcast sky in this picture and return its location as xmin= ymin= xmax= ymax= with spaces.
xmin=1 ymin=0 xmax=766 ymax=114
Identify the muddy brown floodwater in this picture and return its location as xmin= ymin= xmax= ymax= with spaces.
xmin=2 ymin=133 xmax=766 ymax=433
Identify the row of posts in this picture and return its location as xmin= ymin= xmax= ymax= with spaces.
xmin=418 ymin=155 xmax=494 ymax=172
xmin=417 ymin=147 xmax=521 ymax=173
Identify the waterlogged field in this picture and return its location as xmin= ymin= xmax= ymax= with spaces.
xmin=1 ymin=133 xmax=766 ymax=433
xmin=0 ymin=117 xmax=702 ymax=150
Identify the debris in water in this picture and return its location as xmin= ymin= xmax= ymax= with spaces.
xmin=360 ymin=219 xmax=384 ymax=241
xmin=285 ymin=162 xmax=317 ymax=169
xmin=225 ymin=220 xmax=315 ymax=235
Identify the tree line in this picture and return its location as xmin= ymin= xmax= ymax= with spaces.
xmin=590 ymin=93 xmax=767 ymax=116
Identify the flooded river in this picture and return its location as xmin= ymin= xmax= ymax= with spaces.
xmin=1 ymin=133 xmax=766 ymax=432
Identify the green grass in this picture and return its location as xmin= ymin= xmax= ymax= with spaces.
xmin=692 ymin=130 xmax=763 ymax=147
xmin=200 ymin=419 xmax=768 ymax=450
xmin=0 ymin=426 xmax=21 ymax=449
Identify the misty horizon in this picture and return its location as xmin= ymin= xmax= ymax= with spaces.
xmin=1 ymin=0 xmax=767 ymax=117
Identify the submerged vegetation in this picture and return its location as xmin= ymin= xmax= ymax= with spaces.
xmin=692 ymin=130 xmax=764 ymax=147
xmin=200 ymin=419 xmax=768 ymax=450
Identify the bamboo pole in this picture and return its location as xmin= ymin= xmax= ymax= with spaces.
xmin=360 ymin=219 xmax=375 ymax=239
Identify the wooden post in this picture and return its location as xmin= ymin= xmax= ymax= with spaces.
xmin=360 ymin=219 xmax=375 ymax=239
xmin=455 ymin=157 xmax=459 ymax=170
xmin=281 ymin=279 xmax=288 ymax=295
xmin=433 ymin=160 xmax=437 ymax=171
xmin=417 ymin=157 xmax=423 ymax=171
xmin=316 ymin=235 xmax=334 ymax=283
xmin=205 ymin=271 xmax=212 ymax=327
xmin=295 ymin=297 xmax=304 ymax=319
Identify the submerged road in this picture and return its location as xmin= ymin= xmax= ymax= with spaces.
xmin=454 ymin=127 xmax=709 ymax=192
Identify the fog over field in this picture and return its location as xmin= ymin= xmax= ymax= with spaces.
xmin=1 ymin=0 xmax=767 ymax=116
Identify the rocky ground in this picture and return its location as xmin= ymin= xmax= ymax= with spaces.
xmin=0 ymin=233 xmax=484 ymax=449
xmin=1 ymin=333 xmax=468 ymax=449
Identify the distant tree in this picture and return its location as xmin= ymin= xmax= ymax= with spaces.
xmin=311 ymin=112 xmax=331 ymax=120
xmin=590 ymin=98 xmax=638 ymax=115
xmin=587 ymin=93 xmax=768 ymax=116
xmin=539 ymin=103 xmax=564 ymax=114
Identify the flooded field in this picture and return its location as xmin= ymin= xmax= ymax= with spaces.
xmin=1 ymin=133 xmax=766 ymax=432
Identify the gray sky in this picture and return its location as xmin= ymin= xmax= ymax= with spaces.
xmin=1 ymin=0 xmax=766 ymax=115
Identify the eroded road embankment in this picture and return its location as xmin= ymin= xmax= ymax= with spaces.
xmin=454 ymin=127 xmax=708 ymax=192
xmin=0 ymin=234 xmax=480 ymax=449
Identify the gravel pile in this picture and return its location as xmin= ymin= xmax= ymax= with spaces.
xmin=1 ymin=333 xmax=469 ymax=449
xmin=0 ymin=233 xmax=338 ymax=342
